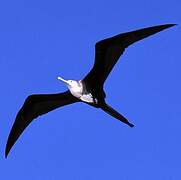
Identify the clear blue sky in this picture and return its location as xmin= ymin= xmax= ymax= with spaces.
xmin=0 ymin=0 xmax=180 ymax=179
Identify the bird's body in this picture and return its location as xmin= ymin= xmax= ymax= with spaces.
xmin=5 ymin=24 xmax=176 ymax=157
xmin=58 ymin=78 xmax=96 ymax=103
xmin=66 ymin=80 xmax=83 ymax=99
xmin=70 ymin=81 xmax=96 ymax=103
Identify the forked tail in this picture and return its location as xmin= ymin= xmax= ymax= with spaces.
xmin=100 ymin=103 xmax=134 ymax=127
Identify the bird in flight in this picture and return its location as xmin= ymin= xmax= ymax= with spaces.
xmin=5 ymin=24 xmax=176 ymax=157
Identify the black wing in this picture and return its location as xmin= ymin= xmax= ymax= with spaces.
xmin=5 ymin=91 xmax=79 ymax=157
xmin=83 ymin=24 xmax=176 ymax=90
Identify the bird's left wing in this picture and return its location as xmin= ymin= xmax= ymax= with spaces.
xmin=83 ymin=24 xmax=176 ymax=91
xmin=5 ymin=91 xmax=79 ymax=157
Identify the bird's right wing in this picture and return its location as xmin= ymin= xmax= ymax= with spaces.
xmin=5 ymin=91 xmax=79 ymax=157
xmin=83 ymin=24 xmax=176 ymax=91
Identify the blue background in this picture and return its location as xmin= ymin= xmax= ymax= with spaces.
xmin=0 ymin=0 xmax=180 ymax=179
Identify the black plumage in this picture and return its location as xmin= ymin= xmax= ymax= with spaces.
xmin=5 ymin=24 xmax=176 ymax=158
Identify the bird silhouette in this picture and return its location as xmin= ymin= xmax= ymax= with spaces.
xmin=5 ymin=24 xmax=176 ymax=157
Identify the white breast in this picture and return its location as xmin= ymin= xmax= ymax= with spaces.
xmin=69 ymin=85 xmax=83 ymax=99
xmin=68 ymin=81 xmax=97 ymax=104
xmin=80 ymin=93 xmax=95 ymax=103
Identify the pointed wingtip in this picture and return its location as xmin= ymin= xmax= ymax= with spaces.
xmin=128 ymin=123 xmax=134 ymax=128
xmin=161 ymin=24 xmax=178 ymax=29
xmin=165 ymin=24 xmax=178 ymax=27
xmin=5 ymin=143 xmax=11 ymax=158
xmin=154 ymin=24 xmax=177 ymax=31
xmin=5 ymin=150 xmax=9 ymax=159
xmin=166 ymin=23 xmax=177 ymax=26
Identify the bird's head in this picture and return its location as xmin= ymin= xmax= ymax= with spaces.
xmin=57 ymin=77 xmax=78 ymax=88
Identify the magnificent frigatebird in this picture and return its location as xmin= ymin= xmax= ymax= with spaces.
xmin=5 ymin=24 xmax=176 ymax=157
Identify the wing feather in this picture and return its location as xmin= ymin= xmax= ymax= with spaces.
xmin=84 ymin=24 xmax=176 ymax=90
xmin=5 ymin=91 xmax=79 ymax=157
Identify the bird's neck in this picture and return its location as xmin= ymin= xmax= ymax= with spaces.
xmin=68 ymin=80 xmax=83 ymax=98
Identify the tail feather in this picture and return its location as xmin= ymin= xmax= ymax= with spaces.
xmin=100 ymin=103 xmax=134 ymax=127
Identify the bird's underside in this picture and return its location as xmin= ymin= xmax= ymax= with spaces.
xmin=5 ymin=24 xmax=176 ymax=158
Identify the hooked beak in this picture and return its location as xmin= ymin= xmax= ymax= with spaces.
xmin=57 ymin=77 xmax=68 ymax=84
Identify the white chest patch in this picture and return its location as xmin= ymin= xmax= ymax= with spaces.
xmin=80 ymin=93 xmax=96 ymax=103
xmin=69 ymin=85 xmax=82 ymax=99
xmin=68 ymin=81 xmax=97 ymax=104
